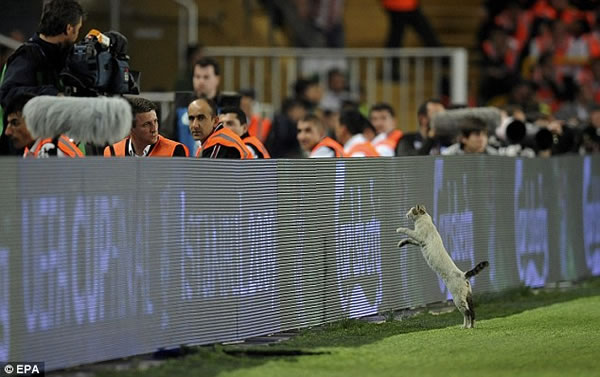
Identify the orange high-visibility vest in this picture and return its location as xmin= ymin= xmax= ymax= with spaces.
xmin=196 ymin=127 xmax=252 ymax=159
xmin=311 ymin=136 xmax=345 ymax=157
xmin=104 ymin=135 xmax=188 ymax=157
xmin=247 ymin=115 xmax=272 ymax=143
xmin=374 ymin=129 xmax=404 ymax=151
xmin=24 ymin=135 xmax=83 ymax=158
xmin=347 ymin=141 xmax=380 ymax=157
xmin=242 ymin=135 xmax=271 ymax=159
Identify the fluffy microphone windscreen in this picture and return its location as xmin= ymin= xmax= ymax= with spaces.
xmin=23 ymin=96 xmax=132 ymax=145
xmin=431 ymin=107 xmax=502 ymax=137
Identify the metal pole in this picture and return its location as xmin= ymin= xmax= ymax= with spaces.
xmin=110 ymin=0 xmax=120 ymax=31
xmin=177 ymin=7 xmax=186 ymax=72
xmin=173 ymin=0 xmax=198 ymax=45
xmin=366 ymin=58 xmax=376 ymax=106
xmin=450 ymin=48 xmax=468 ymax=105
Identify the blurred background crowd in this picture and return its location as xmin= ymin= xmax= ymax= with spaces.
xmin=1 ymin=0 xmax=600 ymax=158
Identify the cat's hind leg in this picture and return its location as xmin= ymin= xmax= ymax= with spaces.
xmin=466 ymin=294 xmax=476 ymax=328
xmin=455 ymin=298 xmax=473 ymax=329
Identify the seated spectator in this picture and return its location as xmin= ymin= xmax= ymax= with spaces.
xmin=296 ymin=114 xmax=345 ymax=157
xmin=507 ymin=80 xmax=544 ymax=115
xmin=576 ymin=57 xmax=600 ymax=103
xmin=528 ymin=19 xmax=554 ymax=59
xmin=266 ymin=98 xmax=307 ymax=158
xmin=336 ymin=110 xmax=379 ymax=157
xmin=369 ymin=102 xmax=403 ymax=157
xmin=104 ymin=97 xmax=188 ymax=157
xmin=530 ymin=52 xmax=566 ymax=112
xmin=220 ymin=106 xmax=270 ymax=159
xmin=396 ymin=99 xmax=446 ymax=156
xmin=442 ymin=117 xmax=498 ymax=155
xmin=554 ymin=82 xmax=596 ymax=126
xmin=493 ymin=0 xmax=532 ymax=51
xmin=480 ymin=26 xmax=521 ymax=103
xmin=320 ymin=68 xmax=353 ymax=112
xmin=293 ymin=77 xmax=323 ymax=114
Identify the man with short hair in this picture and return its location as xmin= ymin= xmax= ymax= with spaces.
xmin=0 ymin=0 xmax=85 ymax=108
xmin=5 ymin=93 xmax=82 ymax=158
xmin=187 ymin=97 xmax=251 ymax=159
xmin=336 ymin=110 xmax=379 ymax=157
xmin=220 ymin=106 xmax=270 ymax=158
xmin=369 ymin=102 xmax=403 ymax=156
xmin=442 ymin=117 xmax=497 ymax=155
xmin=297 ymin=114 xmax=345 ymax=157
xmin=396 ymin=98 xmax=445 ymax=156
xmin=104 ymin=97 xmax=188 ymax=157
xmin=192 ymin=57 xmax=220 ymax=101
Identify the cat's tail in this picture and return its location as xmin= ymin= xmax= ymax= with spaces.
xmin=465 ymin=261 xmax=489 ymax=278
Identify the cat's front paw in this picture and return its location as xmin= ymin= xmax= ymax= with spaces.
xmin=396 ymin=227 xmax=408 ymax=234
xmin=397 ymin=239 xmax=409 ymax=248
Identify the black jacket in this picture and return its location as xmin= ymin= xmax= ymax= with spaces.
xmin=0 ymin=34 xmax=68 ymax=108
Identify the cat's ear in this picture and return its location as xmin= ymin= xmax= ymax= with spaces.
xmin=411 ymin=207 xmax=419 ymax=216
xmin=418 ymin=205 xmax=426 ymax=215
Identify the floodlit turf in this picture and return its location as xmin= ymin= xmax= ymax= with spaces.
xmin=95 ymin=280 xmax=600 ymax=377
xmin=218 ymin=296 xmax=600 ymax=377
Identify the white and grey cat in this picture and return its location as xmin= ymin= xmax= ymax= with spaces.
xmin=396 ymin=204 xmax=489 ymax=328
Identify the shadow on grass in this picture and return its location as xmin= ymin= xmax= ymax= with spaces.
xmin=91 ymin=278 xmax=600 ymax=377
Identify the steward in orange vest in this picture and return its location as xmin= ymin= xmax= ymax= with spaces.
xmin=242 ymin=134 xmax=271 ymax=159
xmin=337 ymin=110 xmax=380 ymax=157
xmin=104 ymin=135 xmax=188 ymax=157
xmin=188 ymin=98 xmax=251 ymax=159
xmin=104 ymin=97 xmax=188 ymax=157
xmin=217 ymin=106 xmax=265 ymax=158
xmin=297 ymin=114 xmax=344 ymax=158
xmin=311 ymin=136 xmax=345 ymax=157
xmin=369 ymin=103 xmax=404 ymax=156
xmin=24 ymin=135 xmax=84 ymax=158
xmin=196 ymin=124 xmax=251 ymax=158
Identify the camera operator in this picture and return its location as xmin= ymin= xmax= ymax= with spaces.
xmin=0 ymin=0 xmax=85 ymax=108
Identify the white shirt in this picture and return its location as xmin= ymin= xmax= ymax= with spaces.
xmin=344 ymin=134 xmax=369 ymax=157
xmin=127 ymin=138 xmax=152 ymax=157
xmin=310 ymin=145 xmax=336 ymax=158
xmin=372 ymin=132 xmax=395 ymax=157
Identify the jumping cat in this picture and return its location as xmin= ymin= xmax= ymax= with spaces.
xmin=396 ymin=204 xmax=489 ymax=328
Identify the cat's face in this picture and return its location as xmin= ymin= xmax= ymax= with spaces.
xmin=406 ymin=204 xmax=427 ymax=221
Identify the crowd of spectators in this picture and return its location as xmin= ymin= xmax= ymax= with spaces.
xmin=477 ymin=0 xmax=600 ymax=155
xmin=1 ymin=0 xmax=600 ymax=159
